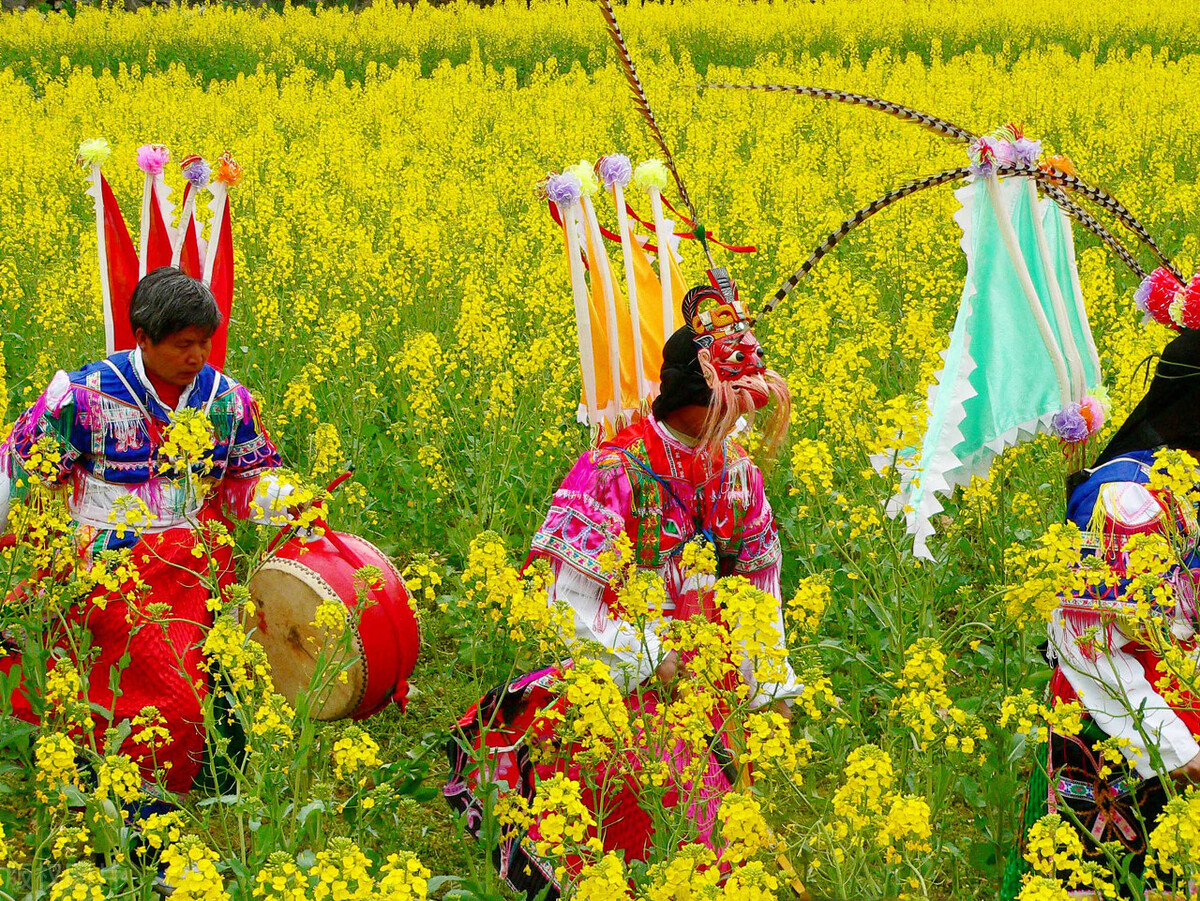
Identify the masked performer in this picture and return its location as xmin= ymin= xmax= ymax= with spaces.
xmin=531 ymin=273 xmax=797 ymax=705
xmin=998 ymin=328 xmax=1200 ymax=895
xmin=0 ymin=145 xmax=294 ymax=794
xmin=445 ymin=269 xmax=802 ymax=899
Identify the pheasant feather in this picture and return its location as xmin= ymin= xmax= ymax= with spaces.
xmin=1039 ymin=183 xmax=1146 ymax=280
xmin=705 ymin=82 xmax=1173 ymax=287
xmin=1030 ymin=167 xmax=1180 ymax=280
xmin=702 ymin=82 xmax=975 ymax=144
xmin=764 ymin=165 xmax=1151 ymax=320
xmin=596 ymin=0 xmax=714 ymax=267
xmin=759 ymin=167 xmax=972 ymax=320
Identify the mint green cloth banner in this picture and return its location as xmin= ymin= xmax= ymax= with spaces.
xmin=876 ymin=176 xmax=1102 ymax=560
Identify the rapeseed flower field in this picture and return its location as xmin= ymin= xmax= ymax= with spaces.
xmin=1 ymin=2 xmax=1199 ymax=898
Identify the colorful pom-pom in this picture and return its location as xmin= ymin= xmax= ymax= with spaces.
xmin=563 ymin=161 xmax=600 ymax=197
xmin=1013 ymin=137 xmax=1043 ymax=167
xmin=180 ymin=154 xmax=211 ymax=190
xmin=968 ymin=137 xmax=996 ymax=177
xmin=1041 ymin=154 xmax=1077 ymax=177
xmin=1135 ymin=266 xmax=1186 ymax=329
xmin=971 ymin=124 xmax=1042 ymax=172
xmin=1177 ymin=273 xmax=1200 ymax=330
xmin=993 ymin=140 xmax=1018 ymax=167
xmin=633 ymin=159 xmax=670 ymax=193
xmin=136 ymin=144 xmax=171 ymax=176
xmin=213 ymin=150 xmax=243 ymax=187
xmin=596 ymin=154 xmax=632 ymax=189
xmin=543 ymin=172 xmax=582 ymax=207
xmin=1079 ymin=395 xmax=1106 ymax=436
xmin=76 ymin=138 xmax=111 ymax=167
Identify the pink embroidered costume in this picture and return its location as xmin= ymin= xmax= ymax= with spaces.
xmin=0 ymin=348 xmax=289 ymax=792
xmin=445 ymin=265 xmax=800 ymax=900
xmin=530 ymin=413 xmax=797 ymax=701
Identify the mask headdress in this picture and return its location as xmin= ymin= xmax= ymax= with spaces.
xmin=76 ymin=138 xmax=242 ymax=371
xmin=683 ymin=268 xmax=745 ymax=347
xmin=698 ymin=84 xmax=1193 ymax=558
xmin=541 ymin=0 xmax=787 ymax=447
xmin=677 ymin=269 xmax=790 ymax=452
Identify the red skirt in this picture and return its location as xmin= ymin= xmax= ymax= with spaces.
xmin=444 ymin=665 xmax=737 ymax=900
xmin=3 ymin=524 xmax=232 ymax=793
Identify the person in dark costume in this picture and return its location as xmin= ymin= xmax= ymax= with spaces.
xmin=1003 ymin=329 xmax=1200 ymax=897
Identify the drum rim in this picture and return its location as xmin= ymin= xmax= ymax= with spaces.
xmin=248 ymin=556 xmax=369 ymax=720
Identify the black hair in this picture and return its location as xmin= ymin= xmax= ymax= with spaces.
xmin=1068 ymin=328 xmax=1200 ymax=495
xmin=652 ymin=325 xmax=711 ymax=419
xmin=129 ymin=267 xmax=222 ymax=344
xmin=1091 ymin=329 xmax=1200 ymax=469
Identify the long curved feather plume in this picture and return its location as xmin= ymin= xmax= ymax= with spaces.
xmin=708 ymin=81 xmax=1176 ymax=283
xmin=762 ymin=164 xmax=1151 ymax=321
xmin=1039 ymin=183 xmax=1146 ymax=280
xmin=701 ymin=82 xmax=976 ymax=144
xmin=1030 ymin=167 xmax=1180 ymax=281
xmin=596 ymin=0 xmax=714 ymax=268
xmin=757 ymin=167 xmax=972 ymax=321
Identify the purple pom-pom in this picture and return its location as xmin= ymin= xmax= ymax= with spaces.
xmin=181 ymin=156 xmax=211 ymax=190
xmin=1051 ymin=404 xmax=1089 ymax=443
xmin=597 ymin=154 xmax=632 ymax=189
xmin=1134 ymin=272 xmax=1154 ymax=314
xmin=1013 ymin=137 xmax=1043 ymax=167
xmin=136 ymin=144 xmax=170 ymax=176
xmin=544 ymin=172 xmax=582 ymax=207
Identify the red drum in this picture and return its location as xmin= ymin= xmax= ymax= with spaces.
xmin=245 ymin=530 xmax=419 ymax=721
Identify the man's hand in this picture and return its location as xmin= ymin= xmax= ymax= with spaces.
xmin=773 ymin=699 xmax=793 ymax=723
xmin=656 ymin=650 xmax=680 ymax=686
xmin=1172 ymin=750 xmax=1200 ymax=785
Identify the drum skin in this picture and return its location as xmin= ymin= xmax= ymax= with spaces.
xmin=246 ymin=530 xmax=420 ymax=721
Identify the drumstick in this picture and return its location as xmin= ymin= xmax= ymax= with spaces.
xmin=326 ymin=465 xmax=356 ymax=495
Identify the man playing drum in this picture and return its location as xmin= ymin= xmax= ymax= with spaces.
xmin=0 ymin=265 xmax=295 ymax=794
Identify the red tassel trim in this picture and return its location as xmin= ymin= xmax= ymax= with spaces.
xmin=221 ymin=475 xmax=260 ymax=520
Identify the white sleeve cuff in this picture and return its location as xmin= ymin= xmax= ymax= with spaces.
xmin=248 ymin=473 xmax=296 ymax=526
xmin=551 ymin=560 xmax=666 ymax=692
xmin=1145 ymin=718 xmax=1200 ymax=777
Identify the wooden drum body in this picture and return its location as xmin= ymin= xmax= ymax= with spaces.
xmin=246 ymin=530 xmax=419 ymax=720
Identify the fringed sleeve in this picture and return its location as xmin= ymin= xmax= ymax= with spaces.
xmin=1049 ymin=610 xmax=1200 ymax=778
xmin=530 ymin=449 xmax=633 ymax=582
xmin=219 ymin=383 xmax=287 ymax=522
xmin=530 ymin=450 xmax=674 ymax=690
xmin=1049 ymin=470 xmax=1200 ymax=778
xmin=2 ymin=371 xmax=83 ymax=529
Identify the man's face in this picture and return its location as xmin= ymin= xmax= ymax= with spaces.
xmin=137 ymin=325 xmax=213 ymax=388
xmin=708 ymin=330 xmax=769 ymax=410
